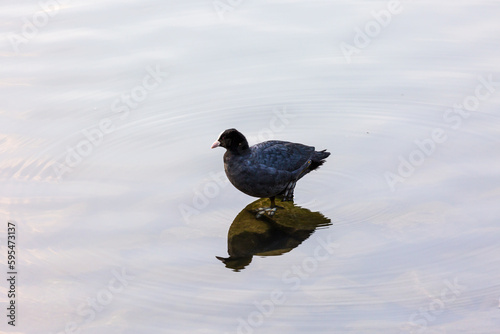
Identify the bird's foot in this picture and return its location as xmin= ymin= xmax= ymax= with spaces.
xmin=255 ymin=207 xmax=277 ymax=219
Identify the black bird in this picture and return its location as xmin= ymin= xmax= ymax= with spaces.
xmin=211 ymin=128 xmax=330 ymax=212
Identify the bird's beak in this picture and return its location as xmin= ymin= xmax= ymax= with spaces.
xmin=211 ymin=140 xmax=220 ymax=149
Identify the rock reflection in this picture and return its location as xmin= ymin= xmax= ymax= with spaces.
xmin=216 ymin=198 xmax=331 ymax=271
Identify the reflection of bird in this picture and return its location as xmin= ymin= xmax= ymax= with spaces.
xmin=211 ymin=128 xmax=330 ymax=212
xmin=216 ymin=198 xmax=331 ymax=271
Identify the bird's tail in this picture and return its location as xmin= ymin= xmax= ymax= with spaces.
xmin=310 ymin=149 xmax=330 ymax=171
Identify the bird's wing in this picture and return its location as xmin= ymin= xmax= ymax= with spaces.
xmin=250 ymin=141 xmax=315 ymax=173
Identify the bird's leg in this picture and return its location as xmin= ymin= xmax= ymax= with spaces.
xmin=255 ymin=196 xmax=278 ymax=218
xmin=280 ymin=160 xmax=310 ymax=202
xmin=281 ymin=180 xmax=297 ymax=201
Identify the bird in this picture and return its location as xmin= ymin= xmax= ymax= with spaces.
xmin=211 ymin=128 xmax=330 ymax=215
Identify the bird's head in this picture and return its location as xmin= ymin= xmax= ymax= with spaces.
xmin=211 ymin=128 xmax=249 ymax=153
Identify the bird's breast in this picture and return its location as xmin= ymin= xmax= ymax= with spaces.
xmin=223 ymin=155 xmax=288 ymax=198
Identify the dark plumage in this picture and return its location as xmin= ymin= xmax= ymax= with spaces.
xmin=211 ymin=128 xmax=330 ymax=208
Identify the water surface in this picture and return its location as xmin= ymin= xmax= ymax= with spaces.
xmin=1 ymin=1 xmax=500 ymax=333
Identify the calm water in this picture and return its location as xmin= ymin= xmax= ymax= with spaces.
xmin=2 ymin=1 xmax=500 ymax=333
